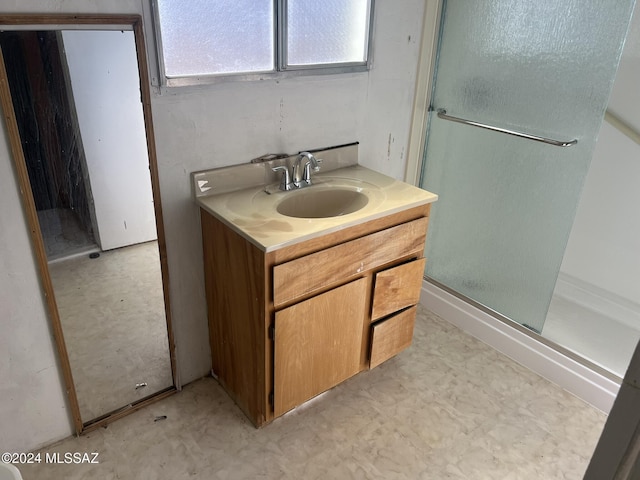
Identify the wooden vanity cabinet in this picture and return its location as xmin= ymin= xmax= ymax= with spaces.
xmin=200 ymin=203 xmax=430 ymax=426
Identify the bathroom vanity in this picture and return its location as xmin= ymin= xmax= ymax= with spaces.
xmin=194 ymin=145 xmax=437 ymax=426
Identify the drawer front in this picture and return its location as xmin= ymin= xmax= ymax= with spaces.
xmin=273 ymin=217 xmax=429 ymax=308
xmin=369 ymin=306 xmax=417 ymax=369
xmin=371 ymin=258 xmax=426 ymax=322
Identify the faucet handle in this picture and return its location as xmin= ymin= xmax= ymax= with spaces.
xmin=272 ymin=165 xmax=294 ymax=191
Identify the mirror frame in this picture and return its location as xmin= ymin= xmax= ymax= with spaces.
xmin=0 ymin=14 xmax=177 ymax=435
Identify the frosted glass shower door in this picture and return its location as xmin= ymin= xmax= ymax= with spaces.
xmin=421 ymin=0 xmax=635 ymax=332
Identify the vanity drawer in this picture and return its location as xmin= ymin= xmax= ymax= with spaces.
xmin=371 ymin=258 xmax=426 ymax=322
xmin=273 ymin=217 xmax=429 ymax=308
xmin=369 ymin=306 xmax=417 ymax=369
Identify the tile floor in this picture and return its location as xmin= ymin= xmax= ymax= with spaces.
xmin=17 ymin=306 xmax=606 ymax=479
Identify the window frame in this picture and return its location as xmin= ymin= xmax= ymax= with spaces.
xmin=151 ymin=0 xmax=375 ymax=87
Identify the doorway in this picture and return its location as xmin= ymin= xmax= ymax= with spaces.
xmin=0 ymin=31 xmax=97 ymax=260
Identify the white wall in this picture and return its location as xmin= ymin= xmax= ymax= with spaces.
xmin=0 ymin=118 xmax=71 ymax=454
xmin=560 ymin=6 xmax=640 ymax=308
xmin=63 ymin=30 xmax=157 ymax=251
xmin=0 ymin=0 xmax=427 ymax=452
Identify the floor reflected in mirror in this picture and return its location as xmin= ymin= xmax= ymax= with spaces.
xmin=49 ymin=241 xmax=173 ymax=421
xmin=38 ymin=208 xmax=97 ymax=262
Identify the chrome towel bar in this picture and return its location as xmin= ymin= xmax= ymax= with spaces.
xmin=436 ymin=109 xmax=578 ymax=147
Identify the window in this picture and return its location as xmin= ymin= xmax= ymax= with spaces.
xmin=154 ymin=0 xmax=373 ymax=85
xmin=285 ymin=1 xmax=371 ymax=67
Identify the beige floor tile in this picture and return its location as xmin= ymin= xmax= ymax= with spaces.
xmin=17 ymin=306 xmax=606 ymax=480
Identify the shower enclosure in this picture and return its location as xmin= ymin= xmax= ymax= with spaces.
xmin=420 ymin=0 xmax=637 ymax=376
xmin=542 ymin=5 xmax=640 ymax=377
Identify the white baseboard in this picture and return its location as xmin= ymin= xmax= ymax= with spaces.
xmin=421 ymin=280 xmax=620 ymax=413
xmin=554 ymin=272 xmax=640 ymax=331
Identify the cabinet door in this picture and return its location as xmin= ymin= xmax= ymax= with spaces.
xmin=273 ymin=278 xmax=367 ymax=417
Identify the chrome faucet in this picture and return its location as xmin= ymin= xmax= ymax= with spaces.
xmin=293 ymin=151 xmax=322 ymax=188
xmin=271 ymin=151 xmax=322 ymax=191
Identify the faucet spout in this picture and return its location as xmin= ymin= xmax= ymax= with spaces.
xmin=300 ymin=151 xmax=321 ymax=171
xmin=294 ymin=151 xmax=322 ymax=188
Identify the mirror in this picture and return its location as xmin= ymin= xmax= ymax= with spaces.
xmin=0 ymin=16 xmax=176 ymax=432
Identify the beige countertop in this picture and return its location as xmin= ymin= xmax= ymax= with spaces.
xmin=196 ymin=165 xmax=438 ymax=252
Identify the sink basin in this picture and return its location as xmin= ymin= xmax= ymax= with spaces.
xmin=222 ymin=175 xmax=383 ymax=222
xmin=276 ymin=187 xmax=369 ymax=218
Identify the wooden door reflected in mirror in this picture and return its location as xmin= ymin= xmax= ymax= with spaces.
xmin=0 ymin=15 xmax=176 ymax=433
